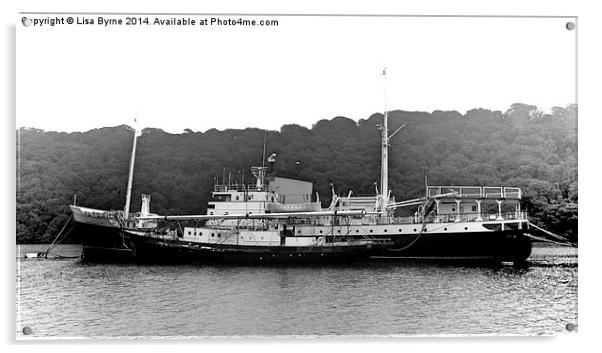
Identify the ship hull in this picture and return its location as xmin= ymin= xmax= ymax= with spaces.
xmin=125 ymin=230 xmax=530 ymax=265
xmin=375 ymin=230 xmax=532 ymax=263
xmin=69 ymin=206 xmax=135 ymax=262
xmin=71 ymin=222 xmax=136 ymax=262
xmin=127 ymin=232 xmax=383 ymax=265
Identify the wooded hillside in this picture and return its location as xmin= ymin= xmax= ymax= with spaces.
xmin=16 ymin=103 xmax=577 ymax=243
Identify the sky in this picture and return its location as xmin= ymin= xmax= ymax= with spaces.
xmin=17 ymin=14 xmax=576 ymax=133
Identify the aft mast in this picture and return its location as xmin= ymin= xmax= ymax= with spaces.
xmin=380 ymin=68 xmax=390 ymax=215
xmin=123 ymin=120 xmax=140 ymax=220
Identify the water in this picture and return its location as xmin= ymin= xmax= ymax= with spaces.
xmin=16 ymin=244 xmax=577 ymax=338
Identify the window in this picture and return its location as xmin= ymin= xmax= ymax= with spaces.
xmin=472 ymin=206 xmax=477 ymax=212
xmin=235 ymin=196 xmax=239 ymax=201
xmin=188 ymin=231 xmax=191 ymax=235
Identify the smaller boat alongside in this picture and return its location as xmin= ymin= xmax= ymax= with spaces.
xmin=70 ymin=194 xmax=158 ymax=261
xmin=69 ymin=125 xmax=159 ymax=262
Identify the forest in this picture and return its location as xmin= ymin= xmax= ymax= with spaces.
xmin=16 ymin=103 xmax=578 ymax=244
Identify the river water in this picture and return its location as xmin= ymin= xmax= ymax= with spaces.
xmin=16 ymin=244 xmax=577 ymax=338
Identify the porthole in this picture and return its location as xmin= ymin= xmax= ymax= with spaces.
xmin=444 ymin=228 xmax=448 ymax=231
xmin=337 ymin=230 xmax=341 ymax=233
xmin=217 ymin=233 xmax=221 ymax=238
xmin=369 ymin=229 xmax=373 ymax=233
xmin=413 ymin=229 xmax=417 ymax=232
xmin=211 ymin=233 xmax=215 ymax=237
xmin=188 ymin=231 xmax=191 ymax=235
xmin=319 ymin=230 xmax=323 ymax=234
xmin=356 ymin=229 xmax=359 ymax=233
xmin=384 ymin=229 xmax=388 ymax=233
xmin=464 ymin=227 xmax=468 ymax=230
xmin=298 ymin=230 xmax=301 ymax=234
xmin=398 ymin=229 xmax=402 ymax=232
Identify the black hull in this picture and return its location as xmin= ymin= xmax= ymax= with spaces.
xmin=127 ymin=229 xmax=531 ymax=265
xmin=71 ymin=219 xmax=531 ymax=264
xmin=374 ymin=230 xmax=532 ymax=263
xmin=71 ymin=222 xmax=135 ymax=262
xmin=128 ymin=234 xmax=382 ymax=265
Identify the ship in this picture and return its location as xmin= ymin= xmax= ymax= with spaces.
xmin=129 ymin=69 xmax=532 ymax=264
xmin=126 ymin=163 xmax=530 ymax=264
xmin=130 ymin=180 xmax=530 ymax=264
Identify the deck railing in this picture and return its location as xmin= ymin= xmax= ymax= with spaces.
xmin=396 ymin=211 xmax=527 ymax=224
xmin=213 ymin=183 xmax=274 ymax=193
xmin=427 ymin=186 xmax=522 ymax=199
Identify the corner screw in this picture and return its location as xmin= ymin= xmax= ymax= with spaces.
xmin=566 ymin=22 xmax=575 ymax=30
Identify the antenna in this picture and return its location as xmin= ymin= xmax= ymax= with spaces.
xmin=424 ymin=171 xmax=429 ymax=198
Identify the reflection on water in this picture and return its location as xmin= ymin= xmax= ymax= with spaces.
xmin=16 ymin=244 xmax=577 ymax=337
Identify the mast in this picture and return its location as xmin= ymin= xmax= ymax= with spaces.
xmin=123 ymin=121 xmax=140 ymax=220
xmin=262 ymin=130 xmax=267 ymax=169
xmin=380 ymin=67 xmax=389 ymax=215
